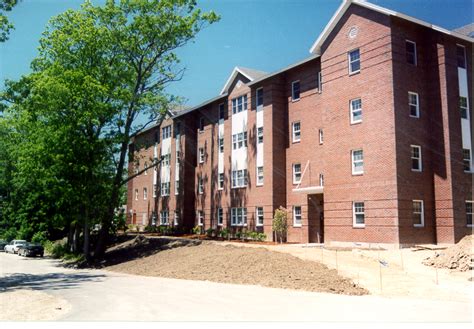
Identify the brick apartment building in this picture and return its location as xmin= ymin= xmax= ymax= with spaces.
xmin=127 ymin=0 xmax=473 ymax=247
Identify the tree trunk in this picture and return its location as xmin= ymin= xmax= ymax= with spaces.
xmin=73 ymin=222 xmax=80 ymax=253
xmin=83 ymin=204 xmax=90 ymax=261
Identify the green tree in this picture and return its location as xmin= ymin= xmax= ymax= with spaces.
xmin=0 ymin=0 xmax=18 ymax=42
xmin=272 ymin=207 xmax=288 ymax=244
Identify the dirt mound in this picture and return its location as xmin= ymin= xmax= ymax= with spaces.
xmin=422 ymin=235 xmax=473 ymax=271
xmin=106 ymin=240 xmax=368 ymax=296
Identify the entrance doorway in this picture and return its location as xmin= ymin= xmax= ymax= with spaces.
xmin=308 ymin=194 xmax=324 ymax=243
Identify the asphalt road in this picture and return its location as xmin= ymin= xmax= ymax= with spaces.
xmin=0 ymin=252 xmax=471 ymax=322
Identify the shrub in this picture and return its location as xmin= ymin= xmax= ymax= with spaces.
xmin=205 ymin=228 xmax=215 ymax=237
xmin=218 ymin=228 xmax=230 ymax=239
xmin=272 ymin=207 xmax=288 ymax=243
xmin=31 ymin=231 xmax=48 ymax=244
xmin=192 ymin=225 xmax=202 ymax=235
xmin=159 ymin=226 xmax=174 ymax=235
xmin=1 ymin=227 xmax=18 ymax=242
xmin=257 ymin=233 xmax=267 ymax=242
xmin=43 ymin=240 xmax=69 ymax=258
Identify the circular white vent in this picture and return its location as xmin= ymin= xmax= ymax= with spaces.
xmin=348 ymin=26 xmax=359 ymax=39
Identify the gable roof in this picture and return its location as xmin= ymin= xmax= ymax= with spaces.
xmin=309 ymin=0 xmax=473 ymax=55
xmin=220 ymin=66 xmax=267 ymax=95
xmin=453 ymin=23 xmax=474 ymax=38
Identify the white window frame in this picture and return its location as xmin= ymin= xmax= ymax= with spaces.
xmin=293 ymin=206 xmax=302 ymax=227
xmin=291 ymin=80 xmax=300 ymax=101
xmin=350 ymin=98 xmax=362 ymax=124
xmin=197 ymin=210 xmax=204 ymax=226
xmin=351 ymin=149 xmax=364 ymax=175
xmin=460 ymin=96 xmax=469 ymax=120
xmin=406 ymin=40 xmax=417 ymax=66
xmin=319 ymin=128 xmax=323 ymax=144
xmin=463 ymin=149 xmax=472 ymax=172
xmin=352 ymin=201 xmax=365 ymax=228
xmin=232 ymin=95 xmax=248 ymax=114
xmin=231 ymin=169 xmax=248 ymax=188
xmin=198 ymin=176 xmax=203 ymax=194
xmin=218 ymin=137 xmax=224 ymax=153
xmin=292 ymin=121 xmax=301 ymax=143
xmin=408 ymin=92 xmax=420 ymax=118
xmin=162 ymin=125 xmax=172 ymax=139
xmin=199 ymin=147 xmax=204 ymax=164
xmin=162 ymin=153 xmax=171 ymax=167
xmin=257 ymin=127 xmax=263 ymax=144
xmin=466 ymin=201 xmax=473 ymax=227
xmin=256 ymin=207 xmax=264 ymax=227
xmin=199 ymin=117 xmax=204 ymax=133
xmin=143 ymin=187 xmax=147 ymax=200
xmin=256 ymin=166 xmax=264 ymax=186
xmin=231 ymin=207 xmax=247 ymax=227
xmin=293 ymin=163 xmax=302 ymax=184
xmin=256 ymin=88 xmax=264 ymax=107
xmin=412 ymin=200 xmax=424 ymax=227
xmin=160 ymin=211 xmax=169 ymax=226
xmin=411 ymin=145 xmax=422 ymax=172
xmin=153 ymin=184 xmax=157 ymax=198
xmin=218 ymin=173 xmax=224 ymax=190
xmin=348 ymin=48 xmax=360 ymax=74
xmin=135 ymin=189 xmax=138 ymax=201
xmin=319 ymin=173 xmax=324 ymax=187
xmin=232 ymin=132 xmax=248 ymax=150
xmin=174 ymin=180 xmax=179 ymax=195
xmin=161 ymin=182 xmax=170 ymax=196
xmin=174 ymin=211 xmax=179 ymax=226
xmin=217 ymin=207 xmax=224 ymax=226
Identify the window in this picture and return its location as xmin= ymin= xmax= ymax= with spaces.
xmin=198 ymin=176 xmax=203 ymax=194
xmin=231 ymin=208 xmax=247 ymax=226
xmin=231 ymin=169 xmax=248 ymax=188
xmin=351 ymin=149 xmax=364 ymax=175
xmin=199 ymin=117 xmax=204 ymax=132
xmin=350 ymin=98 xmax=362 ymax=124
xmin=218 ymin=137 xmax=224 ymax=153
xmin=457 ymin=45 xmax=466 ymax=68
xmin=217 ymin=208 xmax=224 ymax=226
xmin=161 ymin=182 xmax=170 ymax=196
xmin=218 ymin=173 xmax=224 ymax=190
xmin=232 ymin=95 xmax=248 ymax=114
xmin=353 ymin=202 xmax=365 ymax=227
xmin=197 ymin=210 xmax=204 ymax=226
xmin=408 ymin=92 xmax=420 ymax=118
xmin=175 ymin=180 xmax=179 ymax=195
xmin=348 ymin=49 xmax=360 ymax=74
xmin=293 ymin=163 xmax=302 ymax=184
xmin=460 ymin=96 xmax=469 ymax=119
xmin=463 ymin=149 xmax=471 ymax=172
xmin=160 ymin=211 xmax=169 ymax=226
xmin=292 ymin=122 xmax=301 ymax=142
xmin=143 ymin=187 xmax=148 ymax=200
xmin=199 ymin=147 xmax=204 ymax=163
xmin=466 ymin=201 xmax=473 ymax=226
xmin=257 ymin=166 xmax=264 ymax=185
xmin=412 ymin=200 xmax=424 ymax=227
xmin=174 ymin=211 xmax=179 ymax=226
xmin=153 ymin=184 xmax=157 ymax=198
xmin=319 ymin=173 xmax=324 ymax=187
xmin=317 ymin=71 xmax=322 ymax=93
xmin=293 ymin=206 xmax=302 ymax=227
xmin=155 ymin=130 xmax=160 ymax=144
xmin=292 ymin=81 xmax=300 ymax=101
xmin=219 ymin=103 xmax=225 ymax=120
xmin=162 ymin=125 xmax=171 ymax=139
xmin=257 ymin=127 xmax=263 ymax=144
xmin=232 ymin=132 xmax=248 ymax=150
xmin=406 ymin=40 xmax=417 ymax=65
xmin=256 ymin=88 xmax=264 ymax=107
xmin=162 ymin=154 xmax=171 ymax=166
xmin=319 ymin=129 xmax=323 ymax=144
xmin=174 ymin=122 xmax=181 ymax=138
xmin=256 ymin=207 xmax=264 ymax=227
xmin=411 ymin=145 xmax=422 ymax=172
xmin=144 ymin=162 xmax=148 ymax=175
xmin=176 ymin=151 xmax=181 ymax=165
xmin=135 ymin=189 xmax=138 ymax=201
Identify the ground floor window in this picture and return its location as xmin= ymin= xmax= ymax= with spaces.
xmin=353 ymin=202 xmax=365 ymax=227
xmin=413 ymin=200 xmax=424 ymax=227
xmin=217 ymin=207 xmax=223 ymax=226
xmin=293 ymin=206 xmax=302 ymax=227
xmin=466 ymin=201 xmax=473 ymax=227
xmin=160 ymin=211 xmax=169 ymax=225
xmin=197 ymin=210 xmax=204 ymax=226
xmin=256 ymin=207 xmax=264 ymax=227
xmin=174 ymin=211 xmax=179 ymax=226
xmin=231 ymin=207 xmax=247 ymax=226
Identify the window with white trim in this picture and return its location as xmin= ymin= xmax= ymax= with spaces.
xmin=293 ymin=206 xmax=302 ymax=227
xmin=412 ymin=200 xmax=424 ymax=227
xmin=162 ymin=125 xmax=171 ymax=139
xmin=162 ymin=154 xmax=170 ymax=166
xmin=466 ymin=201 xmax=473 ymax=227
xmin=463 ymin=149 xmax=471 ymax=172
xmin=199 ymin=147 xmax=204 ymax=163
xmin=174 ymin=211 xmax=179 ymax=226
xmin=350 ymin=98 xmax=362 ymax=124
xmin=256 ymin=88 xmax=264 ymax=107
xmin=218 ymin=173 xmax=224 ymax=190
xmin=218 ymin=137 xmax=224 ymax=153
xmin=411 ymin=145 xmax=422 ymax=172
xmin=257 ymin=127 xmax=263 ymax=144
xmin=144 ymin=162 xmax=148 ymax=175
xmin=351 ymin=149 xmax=364 ymax=175
xmin=232 ymin=132 xmax=248 ymax=150
xmin=293 ymin=163 xmax=302 ymax=184
xmin=319 ymin=129 xmax=323 ymax=144
xmin=232 ymin=95 xmax=248 ymax=114
xmin=219 ymin=103 xmax=225 ymax=120
xmin=161 ymin=182 xmax=170 ymax=196
xmin=291 ymin=81 xmax=300 ymax=101
xmin=348 ymin=49 xmax=360 ymax=74
xmin=353 ymin=202 xmax=365 ymax=227
xmin=174 ymin=122 xmax=181 ymax=138
xmin=153 ymin=184 xmax=157 ymax=198
xmin=198 ymin=176 xmax=203 ymax=194
xmin=292 ymin=121 xmax=301 ymax=142
xmin=457 ymin=45 xmax=466 ymax=69
xmin=319 ymin=173 xmax=324 ymax=187
xmin=406 ymin=40 xmax=417 ymax=65
xmin=317 ymin=71 xmax=322 ymax=92
xmin=143 ymin=187 xmax=147 ymax=200
xmin=257 ymin=166 xmax=264 ymax=185
xmin=135 ymin=189 xmax=138 ymax=201
xmin=199 ymin=117 xmax=204 ymax=132
xmin=175 ymin=180 xmax=179 ymax=195
xmin=256 ymin=207 xmax=264 ymax=227
xmin=408 ymin=92 xmax=420 ymax=118
xmin=231 ymin=169 xmax=247 ymax=188
xmin=460 ymin=96 xmax=469 ymax=119
xmin=197 ymin=210 xmax=204 ymax=226
xmin=160 ymin=211 xmax=169 ymax=226
xmin=231 ymin=207 xmax=247 ymax=226
xmin=217 ymin=207 xmax=223 ymax=226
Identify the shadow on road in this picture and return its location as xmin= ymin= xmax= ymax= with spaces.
xmin=0 ymin=272 xmax=106 ymax=293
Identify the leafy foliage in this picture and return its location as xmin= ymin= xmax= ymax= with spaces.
xmin=272 ymin=208 xmax=288 ymax=243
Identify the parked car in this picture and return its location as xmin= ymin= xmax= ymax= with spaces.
xmin=17 ymin=243 xmax=44 ymax=257
xmin=4 ymin=240 xmax=27 ymax=254
xmin=0 ymin=240 xmax=7 ymax=251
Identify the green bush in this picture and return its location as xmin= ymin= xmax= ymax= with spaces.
xmin=205 ymin=228 xmax=215 ymax=237
xmin=43 ymin=240 xmax=69 ymax=258
xmin=159 ymin=226 xmax=173 ymax=235
xmin=31 ymin=231 xmax=48 ymax=244
xmin=1 ymin=227 xmax=18 ymax=242
xmin=192 ymin=225 xmax=202 ymax=235
xmin=257 ymin=233 xmax=267 ymax=242
xmin=272 ymin=208 xmax=288 ymax=243
xmin=218 ymin=228 xmax=229 ymax=239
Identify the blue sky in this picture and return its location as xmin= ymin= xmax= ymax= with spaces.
xmin=0 ymin=0 xmax=472 ymax=107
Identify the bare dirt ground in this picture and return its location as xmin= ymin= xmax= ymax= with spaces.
xmin=423 ymin=235 xmax=473 ymax=271
xmin=0 ymin=289 xmax=71 ymax=321
xmin=105 ymin=236 xmax=367 ymax=295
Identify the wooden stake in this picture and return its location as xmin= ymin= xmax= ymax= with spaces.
xmin=400 ymin=249 xmax=405 ymax=272
xmin=435 ymin=267 xmax=439 ymax=285
xmin=335 ymin=249 xmax=339 ymax=272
